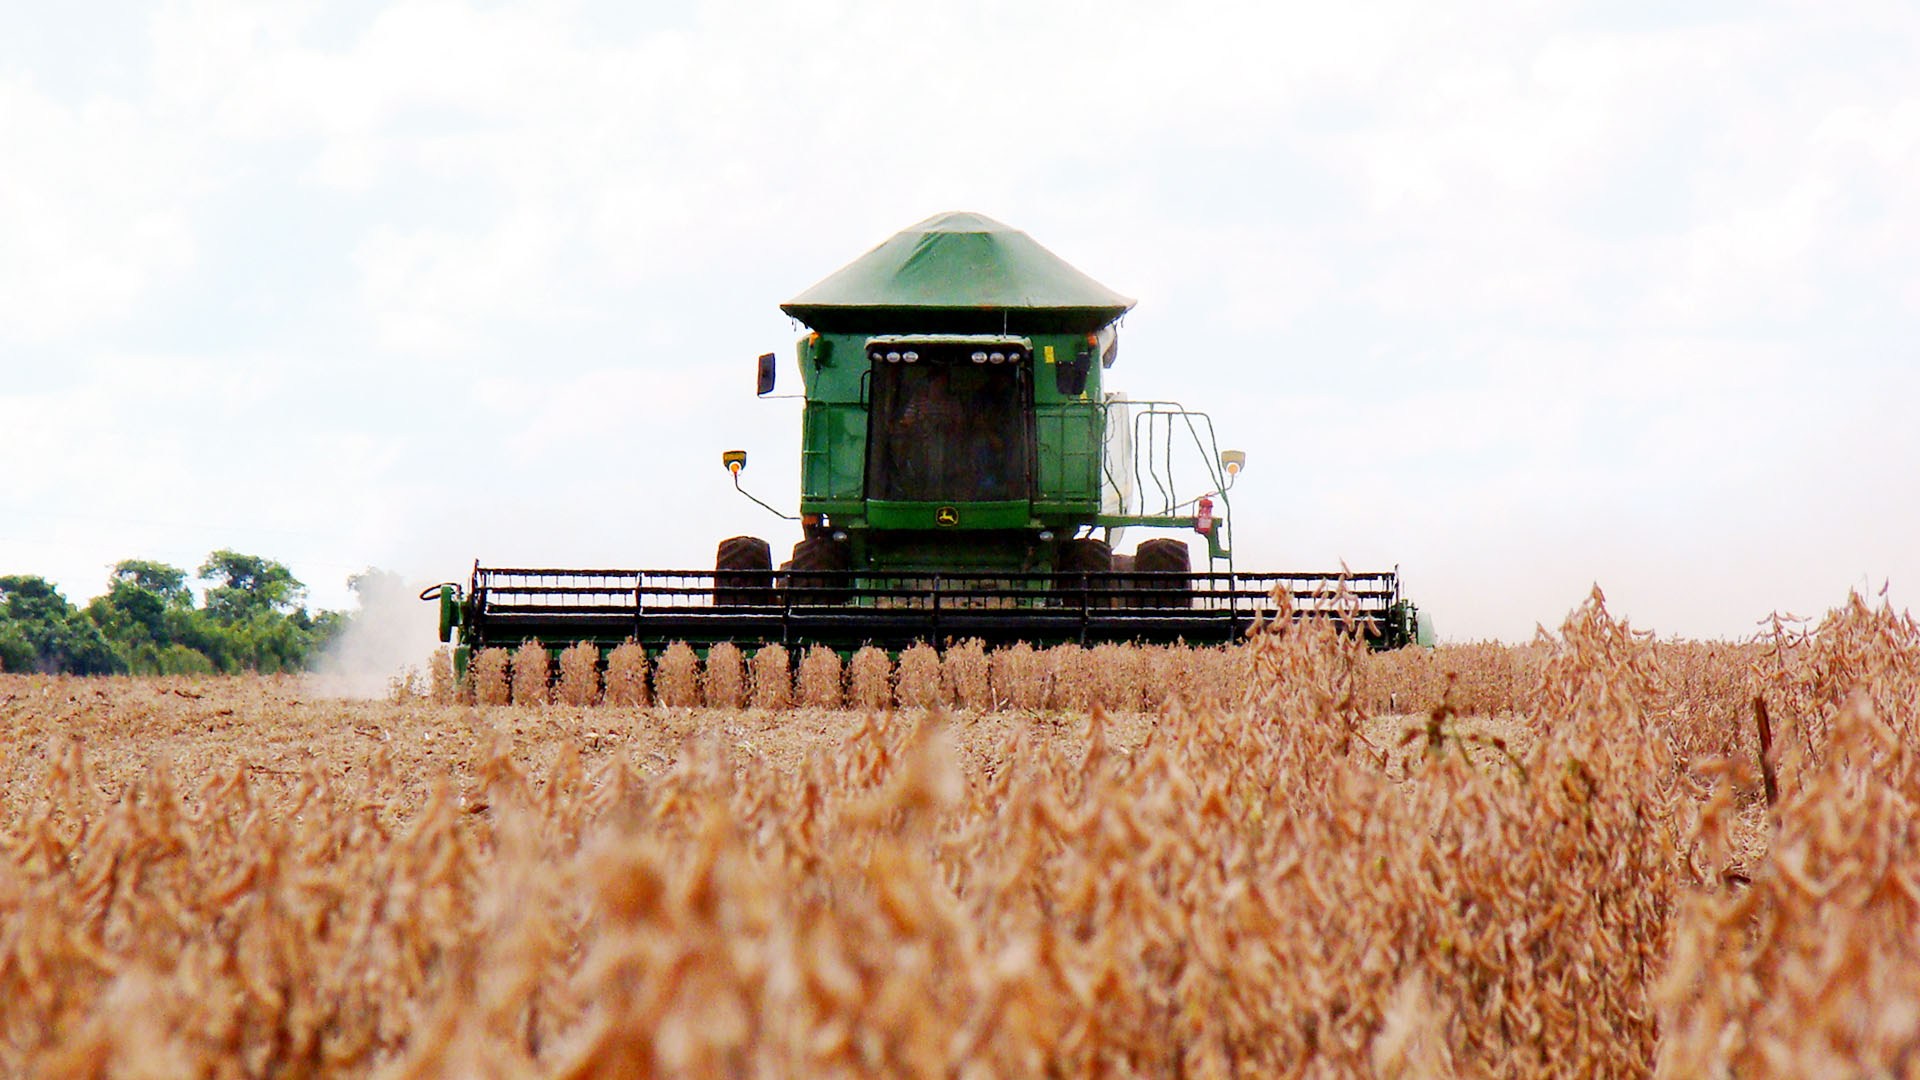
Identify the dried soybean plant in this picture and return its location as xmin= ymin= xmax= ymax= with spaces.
xmin=428 ymin=646 xmax=456 ymax=704
xmin=510 ymin=640 xmax=550 ymax=706
xmin=1658 ymin=709 xmax=1920 ymax=1072
xmin=750 ymin=645 xmax=792 ymax=710
xmin=849 ymin=647 xmax=891 ymax=710
xmin=5 ymin=586 xmax=1920 ymax=1078
xmin=654 ymin=642 xmax=700 ymax=707
xmin=602 ymin=641 xmax=649 ymax=707
xmin=703 ymin=642 xmax=746 ymax=708
xmin=557 ymin=642 xmax=600 ymax=706
xmin=989 ymin=641 xmax=1048 ymax=710
xmin=895 ymin=643 xmax=944 ymax=708
xmin=1042 ymin=644 xmax=1090 ymax=710
xmin=472 ymin=646 xmax=511 ymax=705
xmin=798 ymin=645 xmax=843 ymax=709
xmin=940 ymin=639 xmax=991 ymax=711
xmin=1087 ymin=643 xmax=1146 ymax=711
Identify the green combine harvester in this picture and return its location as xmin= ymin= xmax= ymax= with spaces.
xmin=427 ymin=212 xmax=1430 ymax=661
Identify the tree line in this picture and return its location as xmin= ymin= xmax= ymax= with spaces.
xmin=0 ymin=550 xmax=372 ymax=675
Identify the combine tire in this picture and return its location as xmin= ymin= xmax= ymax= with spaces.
xmin=1057 ymin=537 xmax=1112 ymax=573
xmin=1055 ymin=538 xmax=1113 ymax=608
xmin=788 ymin=537 xmax=851 ymax=605
xmin=1108 ymin=552 xmax=1137 ymax=608
xmin=1134 ymin=538 xmax=1192 ymax=609
xmin=715 ymin=536 xmax=773 ymax=607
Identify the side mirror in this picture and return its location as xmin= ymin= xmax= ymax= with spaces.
xmin=1056 ymin=348 xmax=1091 ymax=397
xmin=756 ymin=352 xmax=776 ymax=396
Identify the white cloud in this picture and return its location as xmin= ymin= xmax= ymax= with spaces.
xmin=0 ymin=80 xmax=200 ymax=341
xmin=353 ymin=209 xmax=584 ymax=352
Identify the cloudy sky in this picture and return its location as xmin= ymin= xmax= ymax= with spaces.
xmin=3 ymin=0 xmax=1916 ymax=642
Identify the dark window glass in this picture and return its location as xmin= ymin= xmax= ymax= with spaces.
xmin=867 ymin=353 xmax=1030 ymax=502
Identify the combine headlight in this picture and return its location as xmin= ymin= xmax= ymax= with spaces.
xmin=989 ymin=351 xmax=1005 ymax=364
xmin=870 ymin=351 xmax=883 ymax=362
xmin=1007 ymin=349 xmax=1022 ymax=362
xmin=885 ymin=351 xmax=901 ymax=363
xmin=902 ymin=350 xmax=918 ymax=363
xmin=971 ymin=351 xmax=988 ymax=364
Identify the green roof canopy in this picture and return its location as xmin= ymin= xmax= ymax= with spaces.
xmin=782 ymin=212 xmax=1135 ymax=334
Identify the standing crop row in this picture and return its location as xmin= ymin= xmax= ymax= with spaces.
xmin=452 ymin=639 xmax=1249 ymax=711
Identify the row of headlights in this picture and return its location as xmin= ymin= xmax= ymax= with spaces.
xmin=868 ymin=349 xmax=1025 ymax=364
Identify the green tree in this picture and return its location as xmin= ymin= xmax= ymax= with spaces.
xmin=88 ymin=559 xmax=195 ymax=653
xmin=0 ymin=553 xmax=349 ymax=676
xmin=198 ymin=550 xmax=305 ymax=624
xmin=112 ymin=559 xmax=193 ymax=607
xmin=0 ymin=575 xmax=122 ymax=674
xmin=82 ymin=559 xmax=209 ymax=673
xmin=166 ymin=604 xmax=236 ymax=672
xmin=0 ymin=618 xmax=34 ymax=672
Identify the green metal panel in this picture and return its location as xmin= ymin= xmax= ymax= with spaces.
xmin=783 ymin=212 xmax=1134 ymax=333
xmin=1034 ymin=400 xmax=1102 ymax=512
xmin=800 ymin=400 xmax=867 ymax=505
xmin=866 ymin=500 xmax=1030 ymax=530
xmin=796 ymin=329 xmax=874 ymax=517
xmin=796 ymin=329 xmax=1114 ymax=523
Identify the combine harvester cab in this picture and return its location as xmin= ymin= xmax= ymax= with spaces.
xmin=430 ymin=212 xmax=1431 ymax=663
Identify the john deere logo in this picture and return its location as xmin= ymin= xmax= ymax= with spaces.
xmin=935 ymin=506 xmax=960 ymax=527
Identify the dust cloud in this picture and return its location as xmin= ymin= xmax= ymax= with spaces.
xmin=308 ymin=570 xmax=442 ymax=698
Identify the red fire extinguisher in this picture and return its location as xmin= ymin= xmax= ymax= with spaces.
xmin=1195 ymin=496 xmax=1214 ymax=535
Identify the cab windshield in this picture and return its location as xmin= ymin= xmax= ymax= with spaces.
xmin=866 ymin=351 xmax=1031 ymax=503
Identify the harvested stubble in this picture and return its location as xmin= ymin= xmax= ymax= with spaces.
xmin=472 ymin=646 xmax=511 ymax=705
xmin=653 ymin=643 xmax=700 ymax=707
xmin=602 ymin=641 xmax=648 ymax=707
xmin=703 ymin=642 xmax=746 ymax=709
xmin=750 ymin=645 xmax=792 ymax=710
xmin=12 ymin=587 xmax=1920 ymax=1076
xmin=510 ymin=640 xmax=549 ymax=706
xmin=557 ymin=642 xmax=600 ymax=706
xmin=797 ymin=645 xmax=842 ymax=709
xmin=849 ymin=646 xmax=891 ymax=709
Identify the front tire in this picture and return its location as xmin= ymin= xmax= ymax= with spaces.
xmin=788 ymin=537 xmax=851 ymax=605
xmin=1133 ymin=538 xmax=1192 ymax=609
xmin=1056 ymin=537 xmax=1113 ymax=608
xmin=715 ymin=536 xmax=773 ymax=607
